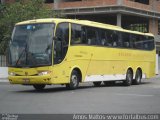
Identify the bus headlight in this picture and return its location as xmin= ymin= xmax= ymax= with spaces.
xmin=9 ymin=72 xmax=16 ymax=76
xmin=38 ymin=71 xmax=51 ymax=76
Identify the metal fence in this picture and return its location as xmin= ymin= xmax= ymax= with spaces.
xmin=0 ymin=55 xmax=7 ymax=67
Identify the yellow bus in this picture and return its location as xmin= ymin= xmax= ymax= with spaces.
xmin=8 ymin=18 xmax=156 ymax=90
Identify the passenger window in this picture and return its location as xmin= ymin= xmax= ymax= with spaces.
xmin=81 ymin=26 xmax=88 ymax=44
xmin=98 ymin=29 xmax=107 ymax=46
xmin=111 ymin=31 xmax=118 ymax=47
xmin=105 ymin=30 xmax=113 ymax=47
xmin=71 ymin=24 xmax=82 ymax=44
xmin=134 ymin=35 xmax=144 ymax=49
xmin=117 ymin=32 xmax=123 ymax=47
xmin=86 ymin=27 xmax=97 ymax=45
xmin=122 ymin=32 xmax=130 ymax=48
xmin=143 ymin=36 xmax=155 ymax=50
xmin=129 ymin=34 xmax=134 ymax=48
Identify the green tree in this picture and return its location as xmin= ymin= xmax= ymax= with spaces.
xmin=0 ymin=0 xmax=63 ymax=54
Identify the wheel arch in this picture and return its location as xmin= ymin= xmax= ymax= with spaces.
xmin=70 ymin=67 xmax=82 ymax=83
xmin=127 ymin=67 xmax=134 ymax=76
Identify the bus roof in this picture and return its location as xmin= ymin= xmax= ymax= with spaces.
xmin=16 ymin=18 xmax=154 ymax=37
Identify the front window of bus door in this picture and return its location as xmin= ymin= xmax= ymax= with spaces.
xmin=54 ymin=23 xmax=69 ymax=64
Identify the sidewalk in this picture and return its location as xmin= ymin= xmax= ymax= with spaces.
xmin=0 ymin=78 xmax=8 ymax=83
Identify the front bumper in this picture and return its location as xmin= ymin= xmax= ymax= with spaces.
xmin=8 ymin=75 xmax=52 ymax=85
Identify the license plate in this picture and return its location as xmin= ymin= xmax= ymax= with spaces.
xmin=23 ymin=78 xmax=30 ymax=83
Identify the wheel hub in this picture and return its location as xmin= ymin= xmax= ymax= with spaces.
xmin=71 ymin=75 xmax=78 ymax=87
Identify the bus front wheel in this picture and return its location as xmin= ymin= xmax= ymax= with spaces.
xmin=123 ymin=69 xmax=133 ymax=86
xmin=66 ymin=70 xmax=79 ymax=90
xmin=33 ymin=84 xmax=46 ymax=91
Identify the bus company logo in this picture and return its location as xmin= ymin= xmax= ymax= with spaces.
xmin=25 ymin=72 xmax=28 ymax=76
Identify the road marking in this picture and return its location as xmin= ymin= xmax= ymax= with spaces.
xmin=116 ymin=93 xmax=154 ymax=97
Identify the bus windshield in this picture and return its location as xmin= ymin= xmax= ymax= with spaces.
xmin=8 ymin=23 xmax=55 ymax=67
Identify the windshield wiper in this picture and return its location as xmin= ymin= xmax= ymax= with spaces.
xmin=15 ymin=43 xmax=27 ymax=67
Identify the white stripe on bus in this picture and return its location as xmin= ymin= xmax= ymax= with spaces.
xmin=84 ymin=73 xmax=146 ymax=82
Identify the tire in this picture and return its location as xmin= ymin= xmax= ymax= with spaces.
xmin=104 ymin=81 xmax=115 ymax=86
xmin=123 ymin=69 xmax=133 ymax=86
xmin=33 ymin=84 xmax=46 ymax=91
xmin=93 ymin=82 xmax=102 ymax=87
xmin=133 ymin=69 xmax=142 ymax=85
xmin=66 ymin=70 xmax=79 ymax=90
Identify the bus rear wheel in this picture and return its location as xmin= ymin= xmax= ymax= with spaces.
xmin=93 ymin=82 xmax=102 ymax=87
xmin=123 ymin=69 xmax=133 ymax=86
xmin=33 ymin=84 xmax=46 ymax=91
xmin=66 ymin=70 xmax=79 ymax=90
xmin=133 ymin=69 xmax=142 ymax=85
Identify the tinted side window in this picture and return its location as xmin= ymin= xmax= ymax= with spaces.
xmin=105 ymin=30 xmax=114 ymax=47
xmin=134 ymin=35 xmax=144 ymax=49
xmin=71 ymin=24 xmax=82 ymax=44
xmin=86 ymin=27 xmax=98 ymax=45
xmin=98 ymin=29 xmax=107 ymax=46
xmin=81 ymin=26 xmax=88 ymax=44
xmin=122 ymin=32 xmax=130 ymax=48
xmin=71 ymin=24 xmax=88 ymax=45
xmin=111 ymin=31 xmax=118 ymax=47
xmin=117 ymin=32 xmax=123 ymax=47
xmin=99 ymin=29 xmax=121 ymax=47
xmin=143 ymin=36 xmax=155 ymax=50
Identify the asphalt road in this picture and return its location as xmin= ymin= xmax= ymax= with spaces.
xmin=0 ymin=76 xmax=160 ymax=114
